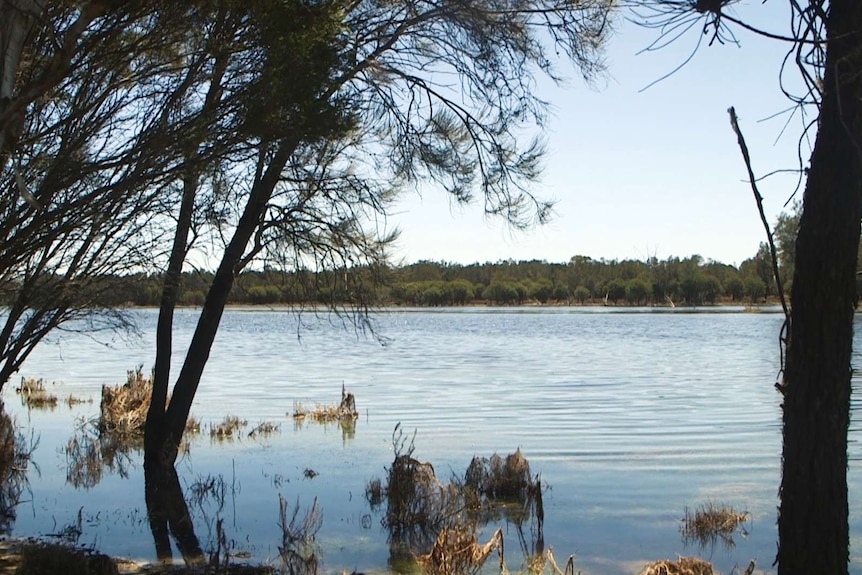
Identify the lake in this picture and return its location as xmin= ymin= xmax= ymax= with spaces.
xmin=4 ymin=307 xmax=861 ymax=574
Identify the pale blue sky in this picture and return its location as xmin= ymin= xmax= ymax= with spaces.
xmin=387 ymin=1 xmax=809 ymax=267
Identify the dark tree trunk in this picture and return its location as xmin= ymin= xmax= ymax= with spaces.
xmin=144 ymin=168 xmax=197 ymax=468
xmin=147 ymin=140 xmax=296 ymax=467
xmin=778 ymin=2 xmax=862 ymax=573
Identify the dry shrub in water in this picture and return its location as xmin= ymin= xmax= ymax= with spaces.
xmin=248 ymin=421 xmax=280 ymax=438
xmin=681 ymin=501 xmax=749 ymax=549
xmin=292 ymin=385 xmax=358 ymax=423
xmin=210 ymin=415 xmax=248 ymax=440
xmin=416 ymin=526 xmax=504 ymax=575
xmin=15 ymin=377 xmax=58 ymax=409
xmin=99 ymin=366 xmax=152 ymax=440
xmin=641 ymin=557 xmax=714 ymax=575
xmin=465 ymin=448 xmax=535 ymax=500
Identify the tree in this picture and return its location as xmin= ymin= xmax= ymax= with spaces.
xmin=0 ymin=2 xmax=217 ymax=387
xmin=777 ymin=2 xmax=862 ymax=572
xmin=632 ymin=1 xmax=861 ymax=571
xmin=141 ymin=0 xmax=612 ymax=468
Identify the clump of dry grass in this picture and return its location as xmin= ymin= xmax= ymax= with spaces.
xmin=248 ymin=421 xmax=280 ymax=438
xmin=292 ymin=385 xmax=358 ymax=423
xmin=99 ymin=366 xmax=152 ymax=440
xmin=210 ymin=416 xmax=248 ymax=440
xmin=416 ymin=526 xmax=503 ymax=575
xmin=15 ymin=378 xmax=58 ymax=409
xmin=368 ymin=424 xmax=544 ymax=570
xmin=681 ymin=501 xmax=750 ymax=549
xmin=465 ymin=448 xmax=537 ymax=500
xmin=64 ymin=394 xmax=91 ymax=407
xmin=185 ymin=415 xmax=203 ymax=435
xmin=640 ymin=556 xmax=714 ymax=575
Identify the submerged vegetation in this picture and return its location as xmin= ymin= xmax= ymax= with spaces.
xmin=681 ymin=502 xmax=750 ymax=550
xmin=15 ymin=378 xmax=58 ymax=409
xmin=367 ymin=425 xmax=544 ymax=572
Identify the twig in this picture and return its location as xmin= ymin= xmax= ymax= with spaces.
xmin=729 ymin=106 xmax=792 ymax=392
xmin=728 ymin=106 xmax=790 ymax=320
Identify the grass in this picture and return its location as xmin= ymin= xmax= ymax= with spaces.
xmin=15 ymin=378 xmax=58 ymax=409
xmin=210 ymin=416 xmax=248 ymax=440
xmin=680 ymin=501 xmax=750 ymax=549
xmin=367 ymin=424 xmax=545 ymax=570
xmin=291 ymin=385 xmax=358 ymax=423
xmin=416 ymin=526 xmax=503 ymax=575
xmin=641 ymin=556 xmax=715 ymax=575
xmin=247 ymin=421 xmax=280 ymax=438
xmin=99 ymin=366 xmax=152 ymax=440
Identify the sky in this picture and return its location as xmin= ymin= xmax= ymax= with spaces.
xmin=386 ymin=1 xmax=810 ymax=268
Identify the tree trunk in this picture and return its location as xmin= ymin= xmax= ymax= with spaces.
xmin=148 ymin=139 xmax=297 ymax=467
xmin=144 ymin=168 xmax=198 ymax=467
xmin=778 ymin=2 xmax=862 ymax=573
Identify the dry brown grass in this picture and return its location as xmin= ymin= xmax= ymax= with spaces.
xmin=640 ymin=556 xmax=714 ymax=575
xmin=291 ymin=385 xmax=358 ymax=423
xmin=210 ymin=416 xmax=248 ymax=440
xmin=99 ymin=366 xmax=152 ymax=440
xmin=681 ymin=502 xmax=749 ymax=549
xmin=416 ymin=526 xmax=503 ymax=575
xmin=15 ymin=378 xmax=58 ymax=409
xmin=248 ymin=421 xmax=280 ymax=438
xmin=64 ymin=394 xmax=91 ymax=407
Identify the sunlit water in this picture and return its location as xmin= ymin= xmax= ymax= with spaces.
xmin=5 ymin=307 xmax=862 ymax=574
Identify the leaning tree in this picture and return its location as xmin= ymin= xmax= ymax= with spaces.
xmin=142 ymin=0 xmax=615 ymax=469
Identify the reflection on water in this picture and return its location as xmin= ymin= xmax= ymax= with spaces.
xmin=0 ymin=403 xmax=35 ymax=534
xmin=3 ymin=308 xmax=861 ymax=573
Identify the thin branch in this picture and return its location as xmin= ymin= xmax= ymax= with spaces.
xmin=728 ymin=106 xmax=789 ymax=320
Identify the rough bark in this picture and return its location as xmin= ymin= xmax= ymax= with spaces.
xmin=778 ymin=1 xmax=862 ymax=572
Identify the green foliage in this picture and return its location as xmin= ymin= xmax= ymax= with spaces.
xmin=625 ymin=278 xmax=650 ymax=305
xmin=605 ymin=278 xmax=626 ymax=304
xmin=484 ymin=281 xmax=519 ymax=305
xmin=743 ymin=276 xmax=766 ymax=304
xmin=573 ymin=285 xmax=590 ymax=303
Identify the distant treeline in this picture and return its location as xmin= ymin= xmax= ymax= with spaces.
xmin=54 ymin=251 xmax=809 ymax=308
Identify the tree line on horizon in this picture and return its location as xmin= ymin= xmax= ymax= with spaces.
xmin=52 ymin=203 xmax=860 ymax=308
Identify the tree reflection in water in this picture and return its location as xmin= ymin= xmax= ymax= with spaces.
xmin=145 ymin=463 xmax=206 ymax=566
xmin=0 ymin=401 xmax=36 ymax=534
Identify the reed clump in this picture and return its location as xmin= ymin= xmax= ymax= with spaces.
xmin=248 ymin=421 xmax=280 ymax=438
xmin=99 ymin=366 xmax=152 ymax=440
xmin=292 ymin=385 xmax=358 ymax=423
xmin=210 ymin=416 xmax=248 ymax=440
xmin=640 ymin=556 xmax=714 ymax=575
xmin=416 ymin=526 xmax=503 ymax=575
xmin=15 ymin=378 xmax=58 ymax=409
xmin=368 ymin=424 xmax=544 ymax=571
xmin=681 ymin=501 xmax=749 ymax=549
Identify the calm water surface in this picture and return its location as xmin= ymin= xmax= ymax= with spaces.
xmin=6 ymin=307 xmax=862 ymax=574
